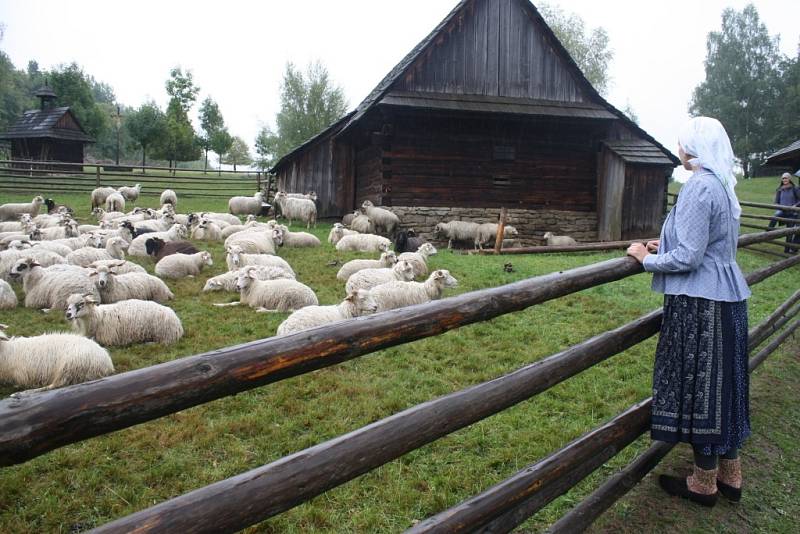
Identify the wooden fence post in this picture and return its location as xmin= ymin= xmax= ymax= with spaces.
xmin=95 ymin=165 xmax=100 ymax=187
xmin=494 ymin=207 xmax=507 ymax=255
xmin=257 ymin=172 xmax=262 ymax=191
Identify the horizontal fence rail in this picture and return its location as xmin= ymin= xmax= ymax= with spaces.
xmin=667 ymin=192 xmax=800 ymax=214
xmin=87 ymin=256 xmax=798 ymax=533
xmin=475 ymin=238 xmax=658 ymax=255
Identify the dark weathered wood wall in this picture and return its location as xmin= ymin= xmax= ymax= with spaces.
xmin=276 ymin=138 xmax=341 ymax=218
xmin=596 ymin=147 xmax=625 ymax=241
xmin=622 ymin=165 xmax=668 ymax=240
xmin=398 ymin=0 xmax=585 ymax=102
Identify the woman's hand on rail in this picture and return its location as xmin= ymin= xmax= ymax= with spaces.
xmin=646 ymin=240 xmax=660 ymax=253
xmin=626 ymin=242 xmax=649 ymax=264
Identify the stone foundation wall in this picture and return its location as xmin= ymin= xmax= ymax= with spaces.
xmin=389 ymin=206 xmax=598 ymax=247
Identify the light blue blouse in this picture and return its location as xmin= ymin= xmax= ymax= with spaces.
xmin=642 ymin=171 xmax=751 ymax=302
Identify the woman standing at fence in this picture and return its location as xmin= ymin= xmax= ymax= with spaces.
xmin=627 ymin=117 xmax=751 ymax=507
xmin=767 ymin=172 xmax=799 ymax=253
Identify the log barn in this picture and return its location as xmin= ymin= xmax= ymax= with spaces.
xmin=271 ymin=0 xmax=678 ymax=242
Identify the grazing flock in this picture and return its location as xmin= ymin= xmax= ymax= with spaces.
xmin=2 ymin=188 xmax=542 ymax=397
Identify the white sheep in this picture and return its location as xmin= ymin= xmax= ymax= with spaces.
xmin=118 ymin=183 xmax=141 ymax=201
xmin=105 ymin=192 xmax=126 ymax=212
xmin=341 ymin=210 xmax=358 ymax=227
xmin=370 ymin=269 xmax=459 ymax=312
xmin=91 ymin=187 xmax=117 ymax=209
xmin=66 ymin=237 xmax=128 ymax=267
xmin=29 ymin=240 xmax=74 ymax=257
xmin=220 ymin=219 xmax=267 ymax=239
xmin=344 ymin=259 xmax=415 ymax=293
xmin=160 ymin=189 xmax=177 ymax=206
xmin=89 ymin=259 xmax=146 ymax=275
xmin=0 ymin=248 xmax=65 ymax=282
xmin=224 ymin=227 xmax=282 ymax=255
xmin=434 ymin=221 xmax=481 ymax=249
xmin=274 ymin=193 xmax=316 ymax=228
xmin=155 ymin=251 xmax=213 ymax=279
xmin=198 ymin=212 xmax=240 ymax=226
xmin=202 ymin=265 xmax=294 ymax=292
xmin=190 ymin=219 xmax=222 ymax=241
xmin=542 ymin=232 xmax=578 ymax=246
xmin=38 ymin=220 xmax=79 ymax=241
xmin=398 ymin=242 xmax=438 ymax=278
xmin=0 ymin=280 xmax=17 ymax=309
xmin=225 ymin=244 xmax=294 ymax=274
xmin=0 ymin=324 xmax=113 ymax=395
xmin=276 ymin=225 xmax=321 ymax=247
xmin=10 ymin=258 xmax=98 ymax=311
xmin=361 ymin=200 xmax=400 ymax=237
xmin=336 ymin=251 xmax=398 ymax=281
xmin=328 ymin=223 xmax=358 ymax=245
xmin=92 ymin=208 xmax=125 ymax=223
xmin=276 ymin=288 xmax=378 ymax=336
xmin=474 ymin=224 xmax=519 ymax=250
xmin=335 ymin=233 xmax=391 ymax=253
xmin=228 ymin=192 xmax=266 ymax=216
xmin=89 ymin=263 xmax=174 ymax=303
xmin=214 ymin=267 xmax=318 ymax=312
xmin=350 ymin=213 xmax=375 ymax=234
xmin=66 ymin=293 xmax=183 ymax=346
xmin=128 ymin=224 xmax=187 ymax=257
xmin=133 ymin=213 xmax=175 ymax=233
xmin=0 ymin=219 xmax=28 ymax=233
xmin=0 ymin=196 xmax=45 ymax=221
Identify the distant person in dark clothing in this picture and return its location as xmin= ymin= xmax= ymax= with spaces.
xmin=767 ymin=172 xmax=799 ymax=253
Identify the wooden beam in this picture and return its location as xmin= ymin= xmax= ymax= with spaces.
xmin=749 ymin=319 xmax=800 ymax=372
xmin=478 ymin=238 xmax=657 ymax=255
xmin=494 ymin=207 xmax=507 ymax=255
xmin=667 ymin=193 xmax=800 ymax=213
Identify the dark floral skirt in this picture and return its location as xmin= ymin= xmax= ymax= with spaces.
xmin=651 ymin=295 xmax=750 ymax=455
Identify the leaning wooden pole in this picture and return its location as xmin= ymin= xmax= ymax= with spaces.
xmin=494 ymin=207 xmax=507 ymax=255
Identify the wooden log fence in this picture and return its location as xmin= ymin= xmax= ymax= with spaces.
xmin=667 ymin=192 xmax=800 ymax=214
xmin=86 ymin=255 xmax=798 ymax=533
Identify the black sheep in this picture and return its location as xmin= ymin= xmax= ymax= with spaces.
xmin=145 ymin=237 xmax=200 ymax=261
xmin=394 ymin=229 xmax=425 ymax=253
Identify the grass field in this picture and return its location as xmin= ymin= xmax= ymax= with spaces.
xmin=0 ymin=176 xmax=797 ymax=532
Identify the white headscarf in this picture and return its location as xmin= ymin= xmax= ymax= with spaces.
xmin=678 ymin=116 xmax=741 ymax=219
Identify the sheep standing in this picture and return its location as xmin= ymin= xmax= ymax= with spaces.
xmin=89 ymin=263 xmax=174 ymax=303
xmin=90 ymin=187 xmax=117 ymax=210
xmin=202 ymin=265 xmax=294 ymax=292
xmin=0 ymin=324 xmax=113 ymax=395
xmin=10 ymin=258 xmax=98 ymax=311
xmin=0 ymin=196 xmax=46 ymax=222
xmin=543 ymin=232 xmax=577 ymax=246
xmin=155 ymin=251 xmax=213 ymax=279
xmin=225 ymin=245 xmax=294 ymax=274
xmin=398 ymin=242 xmax=438 ymax=278
xmin=228 ymin=192 xmax=266 ymax=216
xmin=160 ymin=189 xmax=177 ymax=206
xmin=350 ymin=213 xmax=375 ymax=234
xmin=344 ymin=260 xmax=415 ymax=293
xmin=214 ymin=267 xmax=318 ymax=312
xmin=361 ymin=201 xmax=400 ymax=237
xmin=370 ymin=270 xmax=459 ymax=312
xmin=434 ymin=221 xmax=481 ymax=249
xmin=0 ymin=280 xmax=17 ymax=309
xmin=66 ymin=236 xmax=128 ymax=267
xmin=118 ymin=183 xmax=141 ymax=202
xmin=342 ymin=211 xmax=359 ymax=227
xmin=336 ymin=251 xmax=397 ymax=281
xmin=276 ymin=289 xmax=378 ymax=336
xmin=335 ymin=234 xmax=391 ymax=253
xmin=66 ymin=293 xmax=183 ymax=346
xmin=105 ymin=192 xmax=126 ymax=213
xmin=274 ymin=193 xmax=316 ymax=229
xmin=474 ymin=224 xmax=519 ymax=250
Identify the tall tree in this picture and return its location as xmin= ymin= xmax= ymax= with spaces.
xmin=165 ymin=66 xmax=199 ymax=115
xmin=210 ymin=128 xmax=233 ymax=176
xmin=224 ymin=136 xmax=252 ymax=171
xmin=157 ymin=68 xmax=201 ymax=170
xmin=198 ymin=97 xmax=224 ymax=173
xmin=538 ymin=3 xmax=613 ymax=96
xmin=48 ymin=62 xmax=109 ymax=139
xmin=689 ymin=4 xmax=782 ymax=178
xmin=254 ymin=125 xmax=280 ymax=170
xmin=262 ymin=61 xmax=348 ymax=162
xmin=126 ymin=101 xmax=166 ymax=168
xmin=773 ymin=43 xmax=800 ymax=150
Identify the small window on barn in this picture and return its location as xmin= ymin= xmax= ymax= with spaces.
xmin=493 ymin=175 xmax=511 ymax=187
xmin=493 ymin=145 xmax=515 ymax=161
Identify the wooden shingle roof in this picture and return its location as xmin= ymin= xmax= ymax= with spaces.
xmin=765 ymin=139 xmax=800 ymax=166
xmin=603 ymin=139 xmax=676 ymax=165
xmin=0 ymin=107 xmax=94 ymax=142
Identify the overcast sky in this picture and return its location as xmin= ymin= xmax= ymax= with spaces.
xmin=1 ymin=0 xmax=798 ymax=177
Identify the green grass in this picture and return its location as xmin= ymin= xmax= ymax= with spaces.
xmin=0 ymin=176 xmax=798 ymax=532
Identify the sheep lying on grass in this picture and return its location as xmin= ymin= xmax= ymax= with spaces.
xmin=434 ymin=221 xmax=480 ymax=250
xmin=328 ymin=223 xmax=358 ymax=245
xmin=370 ymin=269 xmax=459 ymax=312
xmin=0 ymin=324 xmax=113 ymax=396
xmin=0 ymin=247 xmax=66 ymax=282
xmin=66 ymin=293 xmax=183 ymax=346
xmin=361 ymin=200 xmax=400 ymax=237
xmin=398 ymin=242 xmax=438 ymax=278
xmin=228 ymin=192 xmax=266 ymax=216
xmin=274 ymin=192 xmax=316 ymax=229
xmin=474 ymin=223 xmax=519 ymax=250
xmin=344 ymin=260 xmax=415 ymax=293
xmin=542 ymin=232 xmax=577 ymax=246
xmin=276 ymin=289 xmax=378 ymax=336
xmin=336 ymin=251 xmax=397 ymax=281
xmin=128 ymin=224 xmax=187 ymax=257
xmin=341 ymin=210 xmax=358 ymax=227
xmin=335 ymin=234 xmax=391 ymax=253
xmin=66 ymin=237 xmax=128 ymax=267
xmin=225 ymin=244 xmax=294 ymax=274
xmin=160 ymin=189 xmax=177 ymax=206
xmin=0 ymin=196 xmax=46 ymax=221
xmin=202 ymin=265 xmax=294 ymax=292
xmin=190 ymin=219 xmax=223 ymax=241
xmin=155 ymin=251 xmax=213 ymax=279
xmin=0 ymin=280 xmax=17 ymax=309
xmin=145 ymin=238 xmax=199 ymax=262
xmin=224 ymin=227 xmax=282 ymax=255
xmin=394 ymin=229 xmax=425 ymax=253
xmin=276 ymin=226 xmax=321 ymax=247
xmin=214 ymin=267 xmax=317 ymax=312
xmin=10 ymin=258 xmax=98 ymax=311
xmin=89 ymin=259 xmax=146 ymax=275
xmin=89 ymin=263 xmax=174 ymax=303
